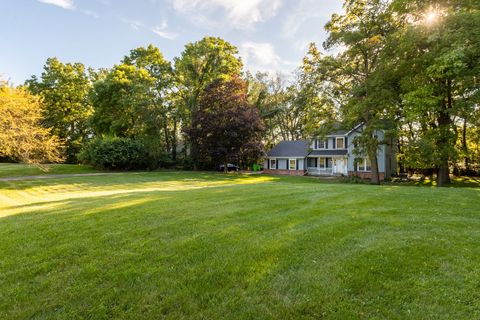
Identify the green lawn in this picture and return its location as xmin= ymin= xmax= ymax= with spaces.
xmin=1 ymin=171 xmax=479 ymax=319
xmin=0 ymin=163 xmax=98 ymax=178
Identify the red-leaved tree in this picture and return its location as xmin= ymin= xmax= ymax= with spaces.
xmin=187 ymin=76 xmax=265 ymax=172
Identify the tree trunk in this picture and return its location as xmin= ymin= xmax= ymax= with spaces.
xmin=369 ymin=151 xmax=380 ymax=185
xmin=397 ymin=138 xmax=404 ymax=174
xmin=462 ymin=118 xmax=469 ymax=172
xmin=437 ymin=160 xmax=450 ymax=187
xmin=171 ymin=119 xmax=177 ymax=162
xmin=191 ymin=144 xmax=198 ymax=171
xmin=163 ymin=122 xmax=170 ymax=158
xmin=436 ymin=80 xmax=453 ymax=186
xmin=224 ymin=159 xmax=228 ymax=173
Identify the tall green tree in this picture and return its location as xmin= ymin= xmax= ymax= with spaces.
xmin=247 ymin=72 xmax=326 ymax=149
xmin=26 ymin=58 xmax=94 ymax=162
xmin=174 ymin=37 xmax=243 ymax=169
xmin=317 ymin=0 xmax=398 ymax=184
xmin=90 ymin=64 xmax=154 ymax=138
xmin=391 ymin=0 xmax=480 ymax=185
xmin=122 ymin=45 xmax=177 ymax=161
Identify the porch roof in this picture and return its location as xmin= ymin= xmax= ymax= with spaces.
xmin=308 ymin=150 xmax=348 ymax=156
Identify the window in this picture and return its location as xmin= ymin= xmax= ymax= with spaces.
xmin=289 ymin=159 xmax=296 ymax=170
xmin=319 ymin=157 xmax=326 ymax=169
xmin=270 ymin=159 xmax=276 ymax=169
xmin=336 ymin=137 xmax=345 ymax=149
xmin=358 ymin=158 xmax=365 ymax=171
xmin=317 ymin=140 xmax=327 ymax=149
xmin=357 ymin=158 xmax=372 ymax=172
xmin=366 ymin=158 xmax=372 ymax=171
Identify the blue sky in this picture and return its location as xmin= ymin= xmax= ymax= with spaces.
xmin=0 ymin=0 xmax=343 ymax=84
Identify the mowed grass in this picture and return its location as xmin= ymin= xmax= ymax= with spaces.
xmin=0 ymin=172 xmax=479 ymax=319
xmin=0 ymin=163 xmax=98 ymax=178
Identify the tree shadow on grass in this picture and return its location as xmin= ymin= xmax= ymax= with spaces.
xmin=2 ymin=176 xmax=480 ymax=319
xmin=0 ymin=171 xmax=280 ymax=191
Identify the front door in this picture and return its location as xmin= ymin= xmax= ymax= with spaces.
xmin=333 ymin=158 xmax=347 ymax=175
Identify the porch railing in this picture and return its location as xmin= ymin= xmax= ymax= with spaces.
xmin=307 ymin=167 xmax=334 ymax=175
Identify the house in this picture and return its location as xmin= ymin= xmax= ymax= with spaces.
xmin=264 ymin=124 xmax=397 ymax=180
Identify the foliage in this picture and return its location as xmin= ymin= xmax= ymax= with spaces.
xmin=90 ymin=64 xmax=155 ymax=137
xmin=187 ymin=77 xmax=265 ymax=170
xmin=0 ymin=84 xmax=64 ymax=164
xmin=122 ymin=45 xmax=178 ymax=161
xmin=389 ymin=0 xmax=480 ymax=185
xmin=26 ymin=58 xmax=94 ymax=162
xmin=175 ymin=37 xmax=243 ymax=168
xmin=320 ymin=0 xmax=398 ymax=184
xmin=90 ymin=45 xmax=178 ymax=167
xmin=78 ymin=136 xmax=148 ymax=170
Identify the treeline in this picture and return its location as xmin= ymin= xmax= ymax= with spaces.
xmin=3 ymin=38 xmax=270 ymax=171
xmin=301 ymin=0 xmax=480 ymax=186
xmin=1 ymin=0 xmax=479 ymax=186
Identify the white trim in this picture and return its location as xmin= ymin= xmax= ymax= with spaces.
xmin=357 ymin=158 xmax=372 ymax=172
xmin=288 ymin=158 xmax=297 ymax=170
xmin=316 ymin=139 xmax=327 ymax=150
xmin=267 ymin=156 xmax=305 ymax=159
xmin=346 ymin=123 xmax=364 ymax=136
xmin=269 ymin=159 xmax=276 ymax=170
xmin=336 ymin=137 xmax=346 ymax=149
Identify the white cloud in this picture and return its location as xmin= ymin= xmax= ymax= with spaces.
xmin=120 ymin=17 xmax=177 ymax=40
xmin=38 ymin=0 xmax=75 ymax=10
xmin=239 ymin=41 xmax=296 ymax=75
xmin=121 ymin=18 xmax=146 ymax=31
xmin=282 ymin=0 xmax=342 ymax=38
xmin=151 ymin=19 xmax=178 ymax=40
xmin=171 ymin=0 xmax=283 ymax=30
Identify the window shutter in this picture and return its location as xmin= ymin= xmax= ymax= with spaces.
xmin=345 ymin=137 xmax=348 ymax=148
xmin=333 ymin=138 xmax=336 ymax=149
xmin=314 ymin=139 xmax=317 ymax=149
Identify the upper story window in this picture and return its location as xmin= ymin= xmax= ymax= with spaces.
xmin=317 ymin=139 xmax=327 ymax=149
xmin=336 ymin=137 xmax=345 ymax=149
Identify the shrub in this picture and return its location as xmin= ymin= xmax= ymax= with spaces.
xmin=78 ymin=137 xmax=148 ymax=170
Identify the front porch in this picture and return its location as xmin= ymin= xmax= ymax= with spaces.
xmin=306 ymin=156 xmax=348 ymax=176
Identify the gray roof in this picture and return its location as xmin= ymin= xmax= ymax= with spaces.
xmin=325 ymin=122 xmax=349 ymax=136
xmin=309 ymin=150 xmax=348 ymax=156
xmin=327 ymin=129 xmax=348 ymax=136
xmin=267 ymin=140 xmax=309 ymax=157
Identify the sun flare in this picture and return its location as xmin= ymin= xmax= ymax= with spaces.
xmin=425 ymin=11 xmax=438 ymax=23
xmin=423 ymin=8 xmax=444 ymax=25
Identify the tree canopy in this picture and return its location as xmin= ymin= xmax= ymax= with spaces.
xmin=26 ymin=58 xmax=93 ymax=162
xmin=0 ymin=83 xmax=63 ymax=164
xmin=187 ymin=76 xmax=264 ymax=170
xmin=8 ymin=4 xmax=480 ymax=184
